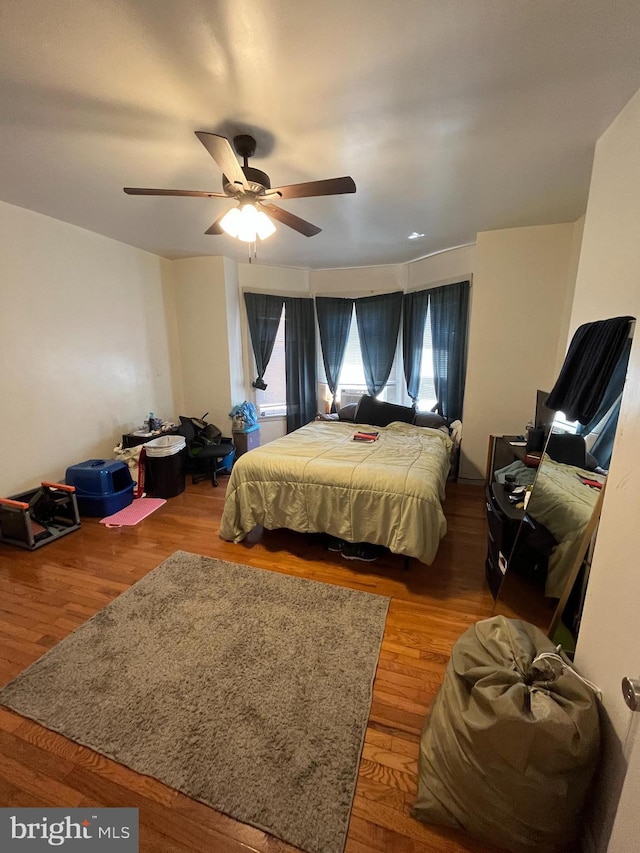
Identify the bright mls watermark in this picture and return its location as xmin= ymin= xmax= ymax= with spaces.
xmin=0 ymin=809 xmax=138 ymax=851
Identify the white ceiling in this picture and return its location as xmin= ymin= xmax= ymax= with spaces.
xmin=2 ymin=1 xmax=640 ymax=270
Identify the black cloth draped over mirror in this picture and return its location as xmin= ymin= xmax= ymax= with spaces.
xmin=546 ymin=316 xmax=634 ymax=424
xmin=577 ymin=337 xmax=632 ymax=468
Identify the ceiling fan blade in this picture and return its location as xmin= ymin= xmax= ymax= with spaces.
xmin=204 ymin=209 xmax=232 ymax=235
xmin=260 ymin=203 xmax=322 ymax=237
xmin=270 ymin=176 xmax=356 ymax=200
xmin=195 ymin=132 xmax=249 ymax=190
xmin=123 ymin=187 xmax=228 ymax=198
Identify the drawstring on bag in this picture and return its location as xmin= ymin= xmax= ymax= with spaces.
xmin=531 ymin=646 xmax=602 ymax=698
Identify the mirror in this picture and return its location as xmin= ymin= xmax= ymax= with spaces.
xmin=492 ymin=319 xmax=634 ymax=649
xmin=492 ymin=433 xmax=605 ymax=648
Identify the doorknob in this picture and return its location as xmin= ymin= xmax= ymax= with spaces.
xmin=621 ymin=677 xmax=640 ymax=711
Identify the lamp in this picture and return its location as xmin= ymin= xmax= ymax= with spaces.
xmin=220 ymin=203 xmax=276 ymax=242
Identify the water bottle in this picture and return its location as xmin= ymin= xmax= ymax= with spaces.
xmin=148 ymin=412 xmax=155 ymax=432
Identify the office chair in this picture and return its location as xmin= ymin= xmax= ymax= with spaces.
xmin=178 ymin=417 xmax=235 ymax=487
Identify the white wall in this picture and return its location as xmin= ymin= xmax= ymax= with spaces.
xmin=308 ymin=264 xmax=407 ymax=295
xmin=459 ymin=223 xmax=579 ymax=480
xmin=307 ymin=246 xmax=476 ymax=296
xmin=567 ymin=86 xmax=640 ymax=853
xmin=238 ymin=262 xmax=310 ymax=294
xmin=407 ymin=244 xmax=476 ymax=291
xmin=0 ymin=201 xmax=179 ymax=496
xmin=223 ymin=257 xmax=246 ymax=410
xmin=171 ymin=256 xmax=240 ymax=432
xmin=553 ymin=215 xmax=584 ymax=376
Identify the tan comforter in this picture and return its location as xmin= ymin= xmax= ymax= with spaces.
xmin=220 ymin=420 xmax=453 ymax=564
xmin=526 ymin=456 xmax=604 ymax=597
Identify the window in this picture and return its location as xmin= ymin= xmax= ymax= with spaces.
xmin=338 ymin=307 xmax=366 ymax=393
xmin=416 ymin=305 xmax=437 ymax=412
xmin=255 ymin=305 xmax=287 ymax=417
xmin=336 ymin=306 xmax=398 ymax=405
xmin=552 ymin=412 xmax=579 ymax=435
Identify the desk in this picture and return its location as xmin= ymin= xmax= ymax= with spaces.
xmin=486 ymin=435 xmax=529 ymax=481
xmin=485 ymin=481 xmax=524 ymax=597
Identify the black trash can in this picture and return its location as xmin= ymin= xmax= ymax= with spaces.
xmin=144 ymin=436 xmax=186 ymax=498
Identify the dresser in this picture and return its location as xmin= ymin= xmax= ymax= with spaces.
xmin=485 ymin=479 xmax=524 ymax=597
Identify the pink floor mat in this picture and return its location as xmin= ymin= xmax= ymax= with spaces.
xmin=100 ymin=497 xmax=166 ymax=527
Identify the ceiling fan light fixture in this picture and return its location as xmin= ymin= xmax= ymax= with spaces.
xmin=221 ymin=203 xmax=276 ymax=242
xmin=255 ymin=210 xmax=276 ymax=241
xmin=219 ymin=207 xmax=242 ymax=238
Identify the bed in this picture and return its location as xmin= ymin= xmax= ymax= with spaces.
xmin=219 ymin=419 xmax=455 ymax=564
xmin=525 ymin=456 xmax=605 ymax=598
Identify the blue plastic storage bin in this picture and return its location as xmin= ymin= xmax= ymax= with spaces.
xmin=65 ymin=459 xmax=134 ymax=517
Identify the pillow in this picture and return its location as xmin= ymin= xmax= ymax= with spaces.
xmin=413 ymin=412 xmax=447 ymax=429
xmin=354 ymin=395 xmax=415 ymax=428
xmin=337 ymin=403 xmax=357 ymax=421
xmin=546 ymin=433 xmax=587 ymax=468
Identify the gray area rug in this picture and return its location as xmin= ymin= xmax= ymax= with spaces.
xmin=0 ymin=551 xmax=389 ymax=853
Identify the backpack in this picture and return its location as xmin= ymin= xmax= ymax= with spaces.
xmin=198 ymin=423 xmax=222 ymax=446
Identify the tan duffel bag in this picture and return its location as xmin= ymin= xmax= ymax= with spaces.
xmin=412 ymin=616 xmax=600 ymax=853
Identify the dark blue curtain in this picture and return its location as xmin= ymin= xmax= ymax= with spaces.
xmin=429 ymin=280 xmax=470 ymax=422
xmin=402 ymin=288 xmax=430 ymax=405
xmin=589 ymin=401 xmax=621 ymax=469
xmin=316 ymin=296 xmax=354 ymax=412
xmin=354 ymin=291 xmax=403 ymax=396
xmin=284 ymin=297 xmax=317 ymax=433
xmin=547 ymin=316 xmax=634 ymax=424
xmin=243 ymin=292 xmax=284 ymax=390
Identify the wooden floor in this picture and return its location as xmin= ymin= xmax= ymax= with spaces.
xmin=0 ymin=478 xmax=498 ymax=853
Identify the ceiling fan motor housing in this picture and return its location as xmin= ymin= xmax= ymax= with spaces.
xmin=221 ymin=133 xmax=272 ymax=195
xmin=223 ymin=166 xmax=271 ymax=195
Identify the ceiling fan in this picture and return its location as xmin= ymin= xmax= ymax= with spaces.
xmin=124 ymin=132 xmax=356 ymax=241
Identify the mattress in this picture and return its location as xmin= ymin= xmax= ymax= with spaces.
xmin=220 ymin=419 xmax=453 ymax=564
